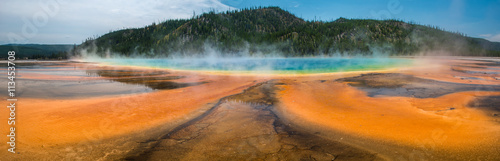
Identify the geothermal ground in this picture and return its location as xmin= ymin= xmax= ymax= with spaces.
xmin=1 ymin=57 xmax=500 ymax=160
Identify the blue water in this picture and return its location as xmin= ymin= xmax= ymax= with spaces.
xmin=87 ymin=57 xmax=413 ymax=74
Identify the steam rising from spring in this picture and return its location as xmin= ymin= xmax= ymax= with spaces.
xmin=74 ymin=43 xmax=416 ymax=74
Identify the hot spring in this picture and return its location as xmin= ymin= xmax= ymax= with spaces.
xmin=86 ymin=57 xmax=413 ymax=74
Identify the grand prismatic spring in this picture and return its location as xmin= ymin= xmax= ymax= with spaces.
xmin=1 ymin=57 xmax=500 ymax=160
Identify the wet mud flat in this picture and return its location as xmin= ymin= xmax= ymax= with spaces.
xmin=468 ymin=95 xmax=500 ymax=120
xmin=85 ymin=69 xmax=207 ymax=90
xmin=452 ymin=59 xmax=500 ymax=80
xmin=336 ymin=73 xmax=500 ymax=98
xmin=124 ymin=80 xmax=379 ymax=161
xmin=0 ymin=62 xmax=206 ymax=99
xmin=337 ymin=71 xmax=500 ymax=120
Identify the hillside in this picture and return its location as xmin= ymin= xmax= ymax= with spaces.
xmin=75 ymin=7 xmax=500 ymax=57
xmin=1 ymin=44 xmax=74 ymax=59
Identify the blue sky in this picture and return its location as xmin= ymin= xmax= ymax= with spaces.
xmin=1 ymin=0 xmax=499 ymax=44
xmin=223 ymin=0 xmax=500 ymax=41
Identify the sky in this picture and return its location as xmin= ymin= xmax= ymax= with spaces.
xmin=0 ymin=0 xmax=499 ymax=45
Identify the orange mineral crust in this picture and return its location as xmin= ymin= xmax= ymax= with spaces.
xmin=0 ymin=74 xmax=264 ymax=147
xmin=278 ymin=80 xmax=500 ymax=152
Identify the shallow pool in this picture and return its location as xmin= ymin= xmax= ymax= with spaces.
xmin=87 ymin=57 xmax=413 ymax=74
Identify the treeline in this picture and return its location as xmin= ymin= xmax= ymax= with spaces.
xmin=75 ymin=6 xmax=500 ymax=57
xmin=0 ymin=44 xmax=74 ymax=59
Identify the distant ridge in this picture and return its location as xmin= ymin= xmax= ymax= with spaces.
xmin=75 ymin=6 xmax=500 ymax=57
xmin=0 ymin=44 xmax=74 ymax=59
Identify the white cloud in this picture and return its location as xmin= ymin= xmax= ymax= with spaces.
xmin=480 ymin=33 xmax=500 ymax=42
xmin=489 ymin=34 xmax=500 ymax=42
xmin=0 ymin=0 xmax=235 ymax=44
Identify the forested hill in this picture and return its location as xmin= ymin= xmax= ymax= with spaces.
xmin=0 ymin=44 xmax=74 ymax=59
xmin=75 ymin=6 xmax=500 ymax=57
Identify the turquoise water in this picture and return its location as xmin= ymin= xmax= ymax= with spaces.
xmin=88 ymin=57 xmax=413 ymax=74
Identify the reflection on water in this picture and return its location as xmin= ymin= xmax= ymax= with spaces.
xmin=85 ymin=69 xmax=206 ymax=90
xmin=0 ymin=62 xmax=205 ymax=99
xmin=4 ymin=79 xmax=154 ymax=99
xmin=86 ymin=69 xmax=171 ymax=77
